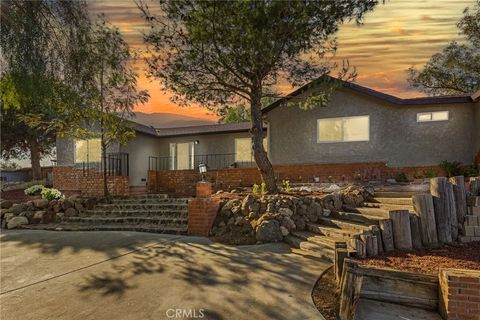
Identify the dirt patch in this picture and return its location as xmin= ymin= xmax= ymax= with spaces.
xmin=311 ymin=267 xmax=338 ymax=320
xmin=355 ymin=241 xmax=480 ymax=275
xmin=209 ymin=232 xmax=256 ymax=246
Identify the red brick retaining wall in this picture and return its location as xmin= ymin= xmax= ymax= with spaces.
xmin=188 ymin=182 xmax=220 ymax=236
xmin=53 ymin=166 xmax=129 ymax=197
xmin=439 ymin=268 xmax=480 ymax=320
xmin=149 ymin=162 xmax=443 ymax=196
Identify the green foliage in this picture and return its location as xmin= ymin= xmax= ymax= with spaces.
xmin=24 ymin=184 xmax=45 ymax=196
xmin=218 ymin=105 xmax=251 ymax=124
xmin=252 ymin=184 xmax=260 ymax=194
xmin=40 ymin=188 xmax=63 ymax=201
xmin=282 ymin=179 xmax=291 ymax=192
xmin=260 ymin=182 xmax=267 ymax=195
xmin=439 ymin=160 xmax=463 ymax=177
xmin=395 ymin=172 xmax=410 ymax=183
xmin=407 ymin=1 xmax=480 ymax=95
xmin=423 ymin=169 xmax=438 ymax=179
xmin=463 ymin=165 xmax=480 ymax=177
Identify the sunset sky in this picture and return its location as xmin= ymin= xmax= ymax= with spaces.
xmin=90 ymin=0 xmax=474 ymax=121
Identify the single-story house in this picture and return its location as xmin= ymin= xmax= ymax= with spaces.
xmin=54 ymin=78 xmax=480 ymax=194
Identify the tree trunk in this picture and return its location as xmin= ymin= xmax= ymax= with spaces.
xmin=250 ymin=84 xmax=277 ymax=192
xmin=29 ymin=139 xmax=42 ymax=180
xmin=101 ymin=133 xmax=109 ymax=199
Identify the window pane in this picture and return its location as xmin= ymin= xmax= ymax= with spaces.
xmin=318 ymin=119 xmax=342 ymax=142
xmin=432 ymin=111 xmax=448 ymax=121
xmin=343 ymin=116 xmax=369 ymax=141
xmin=417 ymin=113 xmax=432 ymax=122
xmin=87 ymin=139 xmax=101 ymax=162
xmin=235 ymin=138 xmax=252 ymax=162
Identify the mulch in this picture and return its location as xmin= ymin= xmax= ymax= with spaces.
xmin=311 ymin=267 xmax=338 ymax=320
xmin=354 ymin=241 xmax=480 ymax=275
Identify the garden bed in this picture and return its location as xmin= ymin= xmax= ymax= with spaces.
xmin=354 ymin=241 xmax=480 ymax=274
xmin=311 ymin=267 xmax=338 ymax=320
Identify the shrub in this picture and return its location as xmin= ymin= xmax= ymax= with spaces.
xmin=260 ymin=182 xmax=266 ymax=194
xmin=24 ymin=184 xmax=45 ymax=196
xmin=395 ymin=172 xmax=409 ymax=183
xmin=439 ymin=160 xmax=463 ymax=177
xmin=252 ymin=184 xmax=260 ymax=194
xmin=282 ymin=179 xmax=291 ymax=192
xmin=40 ymin=188 xmax=63 ymax=201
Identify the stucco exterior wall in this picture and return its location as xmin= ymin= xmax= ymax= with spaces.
xmin=119 ymin=133 xmax=162 ymax=186
xmin=266 ymin=88 xmax=476 ymax=167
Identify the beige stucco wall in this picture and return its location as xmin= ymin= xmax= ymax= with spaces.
xmin=266 ymin=88 xmax=477 ymax=167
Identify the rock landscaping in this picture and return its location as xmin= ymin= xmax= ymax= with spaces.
xmin=209 ymin=185 xmax=374 ymax=245
xmin=0 ymin=196 xmax=98 ymax=229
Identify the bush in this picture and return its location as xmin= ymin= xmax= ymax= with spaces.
xmin=40 ymin=188 xmax=63 ymax=201
xmin=439 ymin=160 xmax=463 ymax=177
xmin=395 ymin=172 xmax=410 ymax=183
xmin=24 ymin=184 xmax=45 ymax=196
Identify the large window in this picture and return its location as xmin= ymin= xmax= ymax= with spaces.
xmin=235 ymin=137 xmax=268 ymax=162
xmin=169 ymin=142 xmax=194 ymax=170
xmin=317 ymin=116 xmax=369 ymax=142
xmin=417 ymin=111 xmax=449 ymax=122
xmin=75 ymin=139 xmax=101 ymax=163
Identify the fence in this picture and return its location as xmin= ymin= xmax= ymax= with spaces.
xmin=81 ymin=152 xmax=129 ymax=177
xmin=148 ymin=153 xmax=256 ymax=171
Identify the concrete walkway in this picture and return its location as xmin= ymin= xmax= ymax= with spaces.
xmin=0 ymin=230 xmax=329 ymax=320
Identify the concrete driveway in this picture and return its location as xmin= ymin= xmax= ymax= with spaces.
xmin=0 ymin=230 xmax=329 ymax=320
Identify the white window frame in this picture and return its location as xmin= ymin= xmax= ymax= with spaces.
xmin=234 ymin=137 xmax=268 ymax=162
xmin=317 ymin=115 xmax=370 ymax=143
xmin=416 ymin=111 xmax=449 ymax=122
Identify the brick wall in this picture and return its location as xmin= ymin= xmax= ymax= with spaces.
xmin=151 ymin=162 xmax=443 ymax=196
xmin=53 ymin=166 xmax=129 ymax=197
xmin=439 ymin=268 xmax=480 ymax=320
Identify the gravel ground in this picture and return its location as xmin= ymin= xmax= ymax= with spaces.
xmin=355 ymin=241 xmax=480 ymax=274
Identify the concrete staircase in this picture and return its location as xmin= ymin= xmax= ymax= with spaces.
xmin=286 ymin=188 xmax=419 ymax=262
xmin=28 ymin=194 xmax=190 ymax=234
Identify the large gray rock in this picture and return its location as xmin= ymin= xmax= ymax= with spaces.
xmin=61 ymin=199 xmax=73 ymax=210
xmin=256 ymin=220 xmax=282 ymax=243
xmin=278 ymin=207 xmax=293 ymax=217
xmin=10 ymin=203 xmax=32 ymax=215
xmin=7 ymin=216 xmax=29 ymax=229
xmin=32 ymin=211 xmax=46 ymax=224
xmin=241 ymin=194 xmax=255 ymax=215
xmin=1 ymin=200 xmax=13 ymax=209
xmin=33 ymin=199 xmax=49 ymax=209
xmin=64 ymin=207 xmax=77 ymax=217
xmin=19 ymin=210 xmax=35 ymax=222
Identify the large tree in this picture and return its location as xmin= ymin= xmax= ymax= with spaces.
xmin=408 ymin=0 xmax=480 ymax=95
xmin=81 ymin=18 xmax=149 ymax=197
xmin=0 ymin=0 xmax=91 ymax=178
xmin=138 ymin=0 xmax=378 ymax=192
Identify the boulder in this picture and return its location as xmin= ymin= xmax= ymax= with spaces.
xmin=33 ymin=199 xmax=49 ymax=209
xmin=1 ymin=200 xmax=13 ymax=209
xmin=32 ymin=211 xmax=46 ymax=224
xmin=294 ymin=217 xmax=306 ymax=230
xmin=4 ymin=212 xmax=16 ymax=223
xmin=64 ymin=207 xmax=77 ymax=217
xmin=280 ymin=226 xmax=289 ymax=236
xmin=241 ymin=194 xmax=255 ymax=215
xmin=10 ymin=203 xmax=32 ymax=215
xmin=52 ymin=203 xmax=62 ymax=213
xmin=7 ymin=216 xmax=29 ymax=229
xmin=84 ymin=198 xmax=97 ymax=210
xmin=19 ymin=210 xmax=35 ymax=222
xmin=56 ymin=212 xmax=65 ymax=220
xmin=278 ymin=207 xmax=293 ymax=217
xmin=74 ymin=202 xmax=84 ymax=212
xmin=61 ymin=199 xmax=73 ymax=210
xmin=256 ymin=220 xmax=282 ymax=243
xmin=281 ymin=216 xmax=296 ymax=231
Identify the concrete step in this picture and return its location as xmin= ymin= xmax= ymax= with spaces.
xmin=23 ymin=223 xmax=187 ymax=234
xmin=62 ymin=216 xmax=187 ymax=226
xmin=114 ymin=193 xmax=168 ymax=199
xmin=110 ymin=198 xmax=189 ymax=205
xmin=363 ymin=202 xmax=415 ymax=212
xmin=284 ymin=234 xmax=335 ymax=262
xmin=374 ymin=191 xmax=421 ymax=198
xmin=307 ymin=223 xmax=362 ymax=239
xmin=94 ymin=203 xmax=188 ymax=211
xmin=371 ymin=197 xmax=413 ymax=205
xmin=317 ymin=216 xmax=373 ymax=231
xmin=83 ymin=209 xmax=188 ymax=217
xmin=329 ymin=211 xmax=383 ymax=225
xmin=291 ymin=230 xmax=347 ymax=248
